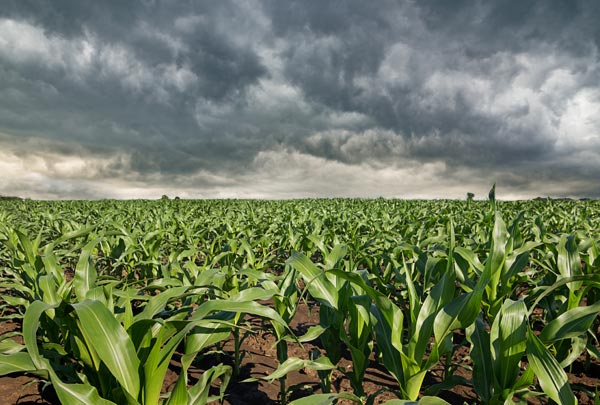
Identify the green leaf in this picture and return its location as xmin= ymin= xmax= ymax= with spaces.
xmin=288 ymin=394 xmax=340 ymax=405
xmin=15 ymin=229 xmax=37 ymax=267
xmin=142 ymin=321 xmax=187 ymax=405
xmin=382 ymin=397 xmax=451 ymax=405
xmin=288 ymin=392 xmax=362 ymax=405
xmin=189 ymin=299 xmax=288 ymax=330
xmin=0 ymin=337 xmax=25 ymax=355
xmin=540 ymin=301 xmax=600 ymax=343
xmin=557 ymin=235 xmax=583 ymax=290
xmin=23 ymin=301 xmax=55 ymax=370
xmin=434 ymin=290 xmax=481 ymax=345
xmin=527 ymin=332 xmax=575 ymax=405
xmin=264 ymin=356 xmax=335 ymax=382
xmin=74 ymin=238 xmax=101 ymax=301
xmin=72 ymin=299 xmax=141 ymax=400
xmin=371 ymin=299 xmax=404 ymax=388
xmin=491 ymin=299 xmax=527 ymax=391
xmin=288 ymin=251 xmax=339 ymax=310
xmin=49 ymin=378 xmax=118 ymax=405
xmin=0 ymin=352 xmax=37 ymax=376
xmin=324 ymin=244 xmax=348 ymax=269
xmin=23 ymin=301 xmax=115 ymax=405
xmin=187 ymin=363 xmax=232 ymax=404
xmin=484 ymin=213 xmax=508 ymax=318
xmin=38 ymin=274 xmax=61 ymax=306
xmin=466 ymin=315 xmax=493 ymax=402
xmin=134 ymin=286 xmax=188 ymax=321
xmin=412 ymin=271 xmax=455 ymax=361
xmin=230 ymin=286 xmax=277 ymax=302
xmin=528 ymin=274 xmax=600 ymax=317
xmin=296 ymin=325 xmax=327 ymax=342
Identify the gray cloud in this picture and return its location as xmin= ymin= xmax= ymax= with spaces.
xmin=0 ymin=1 xmax=599 ymax=199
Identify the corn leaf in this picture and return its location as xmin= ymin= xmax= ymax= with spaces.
xmin=491 ymin=299 xmax=527 ymax=390
xmin=72 ymin=299 xmax=141 ymax=400
xmin=527 ymin=331 xmax=575 ymax=405
xmin=540 ymin=301 xmax=600 ymax=343
xmin=288 ymin=251 xmax=339 ymax=310
xmin=0 ymin=352 xmax=37 ymax=376
xmin=74 ymin=238 xmax=101 ymax=300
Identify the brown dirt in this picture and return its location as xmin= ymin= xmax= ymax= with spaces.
xmin=0 ymin=320 xmax=49 ymax=405
xmin=1 ymin=303 xmax=599 ymax=404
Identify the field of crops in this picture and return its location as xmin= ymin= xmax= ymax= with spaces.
xmin=1 ymin=192 xmax=599 ymax=404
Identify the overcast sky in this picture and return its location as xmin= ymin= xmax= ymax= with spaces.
xmin=1 ymin=1 xmax=599 ymax=199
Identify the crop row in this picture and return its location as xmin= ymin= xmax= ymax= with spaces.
xmin=1 ymin=193 xmax=599 ymax=404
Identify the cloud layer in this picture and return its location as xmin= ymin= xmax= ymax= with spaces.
xmin=1 ymin=1 xmax=599 ymax=199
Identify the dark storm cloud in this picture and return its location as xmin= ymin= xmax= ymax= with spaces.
xmin=0 ymin=0 xmax=599 ymax=198
xmin=262 ymin=1 xmax=600 ymax=183
xmin=0 ymin=0 xmax=272 ymax=178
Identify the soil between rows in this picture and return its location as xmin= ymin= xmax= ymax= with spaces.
xmin=1 ymin=301 xmax=599 ymax=404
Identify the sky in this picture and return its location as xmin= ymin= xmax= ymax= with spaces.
xmin=1 ymin=1 xmax=599 ymax=200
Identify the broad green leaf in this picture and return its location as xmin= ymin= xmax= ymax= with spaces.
xmin=23 ymin=301 xmax=115 ymax=405
xmin=288 ymin=394 xmax=340 ymax=405
xmin=382 ymin=397 xmax=451 ymax=405
xmin=134 ymin=286 xmax=188 ymax=321
xmin=412 ymin=271 xmax=454 ymax=361
xmin=72 ymin=299 xmax=141 ymax=400
xmin=324 ymin=244 xmax=348 ymax=269
xmin=74 ymin=238 xmax=101 ymax=300
xmin=142 ymin=322 xmax=187 ymax=405
xmin=0 ymin=337 xmax=25 ymax=355
xmin=559 ymin=335 xmax=587 ymax=368
xmin=557 ymin=235 xmax=583 ymax=290
xmin=540 ymin=301 xmax=600 ymax=343
xmin=230 ymin=286 xmax=277 ymax=302
xmin=433 ymin=291 xmax=481 ymax=345
xmin=296 ymin=325 xmax=327 ymax=342
xmin=38 ymin=274 xmax=60 ymax=306
xmin=371 ymin=300 xmax=404 ymax=387
xmin=187 ymin=363 xmax=232 ymax=404
xmin=15 ymin=229 xmax=37 ymax=267
xmin=528 ymin=274 xmax=600 ymax=317
xmin=491 ymin=299 xmax=527 ymax=391
xmin=47 ymin=377 xmax=118 ymax=405
xmin=527 ymin=332 xmax=575 ymax=405
xmin=22 ymin=301 xmax=55 ymax=370
xmin=264 ymin=356 xmax=335 ymax=382
xmin=184 ymin=317 xmax=234 ymax=356
xmin=466 ymin=315 xmax=493 ymax=402
xmin=288 ymin=251 xmax=339 ymax=310
xmin=189 ymin=299 xmax=288 ymax=330
xmin=288 ymin=392 xmax=362 ymax=405
xmin=0 ymin=352 xmax=37 ymax=376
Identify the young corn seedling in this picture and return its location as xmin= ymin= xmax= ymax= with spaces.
xmin=288 ymin=246 xmax=375 ymax=398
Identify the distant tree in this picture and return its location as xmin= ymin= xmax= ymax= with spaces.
xmin=161 ymin=195 xmax=169 ymax=200
xmin=466 ymin=192 xmax=474 ymax=208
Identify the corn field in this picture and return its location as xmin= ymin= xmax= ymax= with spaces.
xmin=1 ymin=191 xmax=599 ymax=404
